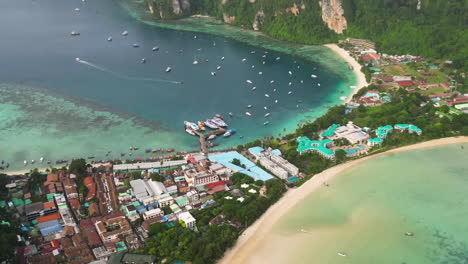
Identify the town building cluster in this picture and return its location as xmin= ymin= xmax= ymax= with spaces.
xmin=4 ymin=147 xmax=301 ymax=263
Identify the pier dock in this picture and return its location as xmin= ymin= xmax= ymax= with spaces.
xmin=193 ymin=128 xmax=225 ymax=155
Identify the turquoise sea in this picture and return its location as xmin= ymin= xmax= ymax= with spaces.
xmin=0 ymin=0 xmax=355 ymax=171
xmin=241 ymin=144 xmax=468 ymax=264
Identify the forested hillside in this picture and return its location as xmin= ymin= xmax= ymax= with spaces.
xmin=145 ymin=0 xmax=467 ymax=69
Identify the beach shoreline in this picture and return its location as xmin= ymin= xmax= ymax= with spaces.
xmin=323 ymin=44 xmax=369 ymax=103
xmin=218 ymin=136 xmax=468 ymax=264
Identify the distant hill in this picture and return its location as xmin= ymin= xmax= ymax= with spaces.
xmin=144 ymin=0 xmax=467 ymax=69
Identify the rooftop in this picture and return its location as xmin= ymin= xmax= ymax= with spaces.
xmin=296 ymin=137 xmax=334 ymax=156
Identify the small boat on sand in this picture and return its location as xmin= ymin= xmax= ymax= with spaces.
xmin=338 ymin=252 xmax=347 ymax=257
xmin=405 ymin=232 xmax=415 ymax=236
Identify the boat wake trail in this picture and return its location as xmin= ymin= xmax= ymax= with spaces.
xmin=76 ymin=59 xmax=181 ymax=84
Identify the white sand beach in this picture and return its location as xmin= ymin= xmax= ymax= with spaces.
xmin=218 ymin=136 xmax=468 ymax=264
xmin=324 ymin=44 xmax=369 ymax=103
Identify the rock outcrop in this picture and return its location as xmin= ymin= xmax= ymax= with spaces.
xmin=223 ymin=13 xmax=236 ymax=23
xmin=319 ymin=0 xmax=347 ymax=34
xmin=252 ymin=10 xmax=265 ymax=31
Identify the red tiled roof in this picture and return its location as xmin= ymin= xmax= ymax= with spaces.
xmin=207 ymin=185 xmax=226 ymax=194
xmin=83 ymin=177 xmax=94 ymax=186
xmin=43 ymin=201 xmax=56 ymax=209
xmin=37 ymin=213 xmax=61 ymax=223
xmin=362 ymin=54 xmax=373 ymax=61
xmin=187 ymin=156 xmax=196 ymax=163
xmin=397 ymin=81 xmax=413 ymax=87
xmin=206 ymin=181 xmax=226 ymax=189
xmin=69 ymin=199 xmax=81 ymax=209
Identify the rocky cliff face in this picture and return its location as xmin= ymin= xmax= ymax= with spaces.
xmin=172 ymin=0 xmax=190 ymax=15
xmin=319 ymin=0 xmax=347 ymax=34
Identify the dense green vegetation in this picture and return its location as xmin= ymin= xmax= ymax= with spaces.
xmin=139 ymin=173 xmax=287 ymax=264
xmin=146 ymin=0 xmax=467 ymax=70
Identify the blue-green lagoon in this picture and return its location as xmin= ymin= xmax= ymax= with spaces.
xmin=0 ymin=0 xmax=356 ymax=171
xmin=240 ymin=144 xmax=468 ymax=264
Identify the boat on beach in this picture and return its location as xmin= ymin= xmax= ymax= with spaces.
xmin=338 ymin=252 xmax=347 ymax=257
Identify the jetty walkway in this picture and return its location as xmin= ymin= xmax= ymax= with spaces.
xmin=193 ymin=128 xmax=225 ymax=155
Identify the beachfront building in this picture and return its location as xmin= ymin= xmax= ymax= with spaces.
xmin=248 ymin=147 xmax=299 ymax=178
xmin=209 ymin=151 xmax=274 ymax=181
xmin=394 ymin=124 xmax=423 ymax=135
xmin=367 ymin=137 xmax=383 ymax=147
xmin=327 ymin=122 xmax=369 ymax=144
xmin=178 ymin=212 xmax=197 ymax=231
xmin=113 ymin=160 xmax=187 ymax=171
xmin=296 ymin=137 xmax=335 ymax=159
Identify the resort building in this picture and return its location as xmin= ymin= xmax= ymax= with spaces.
xmin=375 ymin=125 xmax=393 ymax=138
xmin=394 ymin=124 xmax=423 ymax=135
xmin=296 ymin=137 xmax=335 ymax=159
xmin=367 ymin=137 xmax=383 ymax=147
xmin=327 ymin=122 xmax=369 ymax=144
xmin=346 ymin=38 xmax=376 ymax=50
xmin=258 ymin=157 xmax=289 ymax=179
xmin=178 ymin=212 xmax=197 ymax=231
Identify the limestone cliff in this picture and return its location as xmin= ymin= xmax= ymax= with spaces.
xmin=252 ymin=10 xmax=264 ymax=31
xmin=319 ymin=0 xmax=347 ymax=34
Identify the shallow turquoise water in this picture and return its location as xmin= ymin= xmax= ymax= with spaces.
xmin=0 ymin=0 xmax=355 ymax=171
xmin=243 ymin=144 xmax=468 ymax=264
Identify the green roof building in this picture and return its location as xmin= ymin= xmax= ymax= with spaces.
xmin=394 ymin=124 xmax=422 ymax=135
xmin=320 ymin=124 xmax=340 ymax=137
xmin=367 ymin=137 xmax=383 ymax=146
xmin=375 ymin=125 xmax=393 ymax=138
xmin=296 ymin=137 xmax=335 ymax=159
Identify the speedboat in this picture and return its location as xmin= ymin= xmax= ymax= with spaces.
xmin=265 ymin=94 xmax=270 ymax=98
xmin=270 ymin=80 xmax=274 ymax=83
xmin=311 ymin=74 xmax=317 ymax=78
xmin=184 ymin=121 xmax=199 ymax=131
xmin=262 ymin=61 xmax=266 ymax=64
xmin=258 ymin=72 xmax=263 ymax=75
xmin=251 ymin=87 xmax=256 ymax=91
xmin=263 ymin=106 xmax=268 ymax=110
xmin=185 ymin=129 xmax=196 ymax=136
xmin=317 ymin=83 xmax=321 ymax=86
xmin=152 ymin=46 xmax=159 ymax=51
xmin=300 ymin=80 xmax=304 ymax=83
xmin=207 ymin=134 xmax=217 ymax=140
xmin=121 ymin=30 xmax=128 ymax=36
xmin=132 ymin=43 xmax=139 ymax=48
xmin=107 ymin=36 xmax=113 ymax=41
xmin=251 ymin=65 xmax=255 ymax=68
xmin=276 ymin=57 xmax=280 ymax=60
xmin=273 ymin=89 xmax=277 ymax=92
xmin=275 ymin=99 xmax=279 ymax=104
xmin=264 ymin=113 xmax=270 ymax=117
xmin=40 ymin=157 xmax=44 ymax=163
xmin=288 ymin=91 xmax=292 ymax=95
xmin=247 ymin=105 xmax=252 ymax=108
xmin=263 ymin=121 xmax=269 ymax=125
xmin=350 ymin=85 xmax=357 ymax=89
xmin=221 ymin=56 xmax=225 ymax=60
xmin=223 ymin=129 xmax=236 ymax=137
xmin=228 ymin=112 xmax=233 ymax=117
xmin=141 ymin=58 xmax=146 ymax=64
xmin=241 ymin=58 xmax=247 ymax=62
xmin=288 ymin=71 xmax=292 ymax=75
xmin=262 ymin=55 xmax=266 ymax=58
xmin=211 ymin=118 xmax=227 ymax=127
xmin=75 ymin=57 xmax=81 ymax=62
xmin=211 ymin=72 xmax=216 ymax=76
xmin=24 ymin=160 xmax=28 ymax=166
xmin=288 ymin=82 xmax=292 ymax=86
xmin=204 ymin=120 xmax=218 ymax=129
xmin=165 ymin=67 xmax=172 ymax=72
xmin=217 ymin=66 xmax=222 ymax=70
xmin=74 ymin=8 xmax=80 ymax=12
xmin=70 ymin=31 xmax=80 ymax=36
xmin=246 ymin=80 xmax=252 ymax=84
xmin=245 ymin=112 xmax=252 ymax=116
xmin=193 ymin=60 xmax=199 ymax=65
